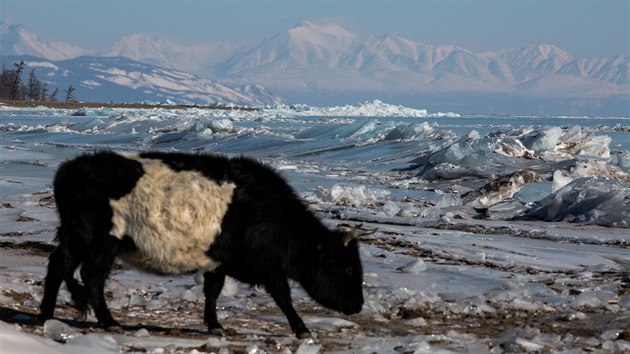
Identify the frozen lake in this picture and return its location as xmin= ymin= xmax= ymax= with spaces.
xmin=0 ymin=101 xmax=629 ymax=353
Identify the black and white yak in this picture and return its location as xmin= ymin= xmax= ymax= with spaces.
xmin=39 ymin=151 xmax=368 ymax=338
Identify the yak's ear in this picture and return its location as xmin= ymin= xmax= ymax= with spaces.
xmin=338 ymin=224 xmax=377 ymax=247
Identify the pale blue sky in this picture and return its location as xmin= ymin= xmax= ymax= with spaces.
xmin=1 ymin=0 xmax=628 ymax=57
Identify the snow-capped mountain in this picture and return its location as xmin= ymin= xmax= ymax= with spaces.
xmin=215 ymin=22 xmax=627 ymax=97
xmin=0 ymin=19 xmax=282 ymax=106
xmin=206 ymin=22 xmax=627 ymax=114
xmin=221 ymin=20 xmax=358 ymax=72
xmin=494 ymin=44 xmax=574 ymax=82
xmin=557 ymin=55 xmax=628 ymax=85
xmin=0 ymin=19 xmax=90 ymax=60
xmin=100 ymin=33 xmax=241 ymax=78
xmin=5 ymin=55 xmax=283 ymax=106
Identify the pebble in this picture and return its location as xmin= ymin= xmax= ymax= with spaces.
xmin=43 ymin=319 xmax=77 ymax=342
xmin=135 ymin=328 xmax=150 ymax=337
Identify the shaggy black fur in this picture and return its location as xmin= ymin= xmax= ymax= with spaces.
xmin=39 ymin=151 xmax=364 ymax=338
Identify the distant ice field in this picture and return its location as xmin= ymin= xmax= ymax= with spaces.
xmin=0 ymin=101 xmax=629 ymax=228
xmin=1 ymin=108 xmax=628 ymax=149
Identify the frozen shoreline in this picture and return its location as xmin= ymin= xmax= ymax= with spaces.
xmin=2 ymin=214 xmax=630 ymax=353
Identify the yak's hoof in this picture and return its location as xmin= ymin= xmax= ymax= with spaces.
xmin=100 ymin=319 xmax=121 ymax=329
xmin=296 ymin=329 xmax=312 ymax=339
xmin=105 ymin=325 xmax=123 ymax=333
xmin=209 ymin=327 xmax=225 ymax=337
xmin=209 ymin=327 xmax=237 ymax=336
xmin=76 ymin=311 xmax=87 ymax=322
xmin=37 ymin=314 xmax=52 ymax=324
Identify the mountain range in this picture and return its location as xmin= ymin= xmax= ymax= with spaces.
xmin=0 ymin=20 xmax=281 ymax=106
xmin=1 ymin=19 xmax=627 ymax=115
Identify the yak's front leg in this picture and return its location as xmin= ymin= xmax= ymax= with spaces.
xmin=265 ymin=274 xmax=310 ymax=339
xmin=203 ymin=272 xmax=226 ymax=336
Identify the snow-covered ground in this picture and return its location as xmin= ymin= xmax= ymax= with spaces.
xmin=1 ymin=101 xmax=629 ymax=353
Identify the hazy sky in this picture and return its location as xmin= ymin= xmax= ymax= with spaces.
xmin=1 ymin=0 xmax=627 ymax=57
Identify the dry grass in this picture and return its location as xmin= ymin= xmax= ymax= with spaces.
xmin=0 ymin=100 xmax=257 ymax=111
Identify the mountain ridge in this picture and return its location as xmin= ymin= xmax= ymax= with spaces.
xmin=0 ymin=19 xmax=90 ymax=60
xmin=1 ymin=55 xmax=284 ymax=106
xmin=0 ymin=19 xmax=282 ymax=106
xmin=1 ymin=18 xmax=627 ymax=115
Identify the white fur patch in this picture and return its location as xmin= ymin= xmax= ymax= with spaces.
xmin=109 ymin=154 xmax=235 ymax=275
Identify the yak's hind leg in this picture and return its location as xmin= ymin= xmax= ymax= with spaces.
xmin=79 ymin=234 xmax=121 ymax=328
xmin=64 ymin=273 xmax=88 ymax=317
xmin=39 ymin=245 xmax=73 ymax=321
xmin=39 ymin=227 xmax=86 ymax=322
xmin=203 ymin=272 xmax=226 ymax=336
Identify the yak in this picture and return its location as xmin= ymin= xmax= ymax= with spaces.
xmin=39 ymin=151 xmax=367 ymax=338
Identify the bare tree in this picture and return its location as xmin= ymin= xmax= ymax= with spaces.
xmin=0 ymin=60 xmax=50 ymax=101
xmin=64 ymin=85 xmax=76 ymax=103
xmin=27 ymin=69 xmax=42 ymax=100
xmin=49 ymin=88 xmax=59 ymax=102
xmin=41 ymin=83 xmax=48 ymax=101
xmin=10 ymin=61 xmax=24 ymax=100
xmin=0 ymin=65 xmax=10 ymax=98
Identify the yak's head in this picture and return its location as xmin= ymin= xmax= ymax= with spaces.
xmin=299 ymin=225 xmax=375 ymax=315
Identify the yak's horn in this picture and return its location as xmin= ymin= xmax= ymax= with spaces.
xmin=339 ymin=224 xmax=377 ymax=246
